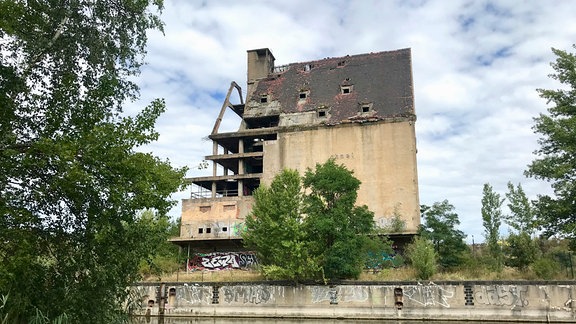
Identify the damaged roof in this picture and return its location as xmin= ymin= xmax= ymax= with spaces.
xmin=247 ymin=48 xmax=415 ymax=124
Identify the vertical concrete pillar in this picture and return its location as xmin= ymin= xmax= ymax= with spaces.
xmin=159 ymin=282 xmax=166 ymax=315
xmin=238 ymin=139 xmax=244 ymax=197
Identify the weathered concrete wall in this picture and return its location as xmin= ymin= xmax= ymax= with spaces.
xmin=263 ymin=120 xmax=420 ymax=233
xmin=180 ymin=196 xmax=253 ymax=240
xmin=130 ymin=281 xmax=575 ymax=322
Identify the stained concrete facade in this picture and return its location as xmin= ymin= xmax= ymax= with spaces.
xmin=171 ymin=48 xmax=419 ymax=253
xmin=131 ymin=281 xmax=576 ymax=322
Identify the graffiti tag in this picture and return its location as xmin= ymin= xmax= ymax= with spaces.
xmin=474 ymin=285 xmax=528 ymax=307
xmin=221 ymin=285 xmax=280 ymax=304
xmin=188 ymin=252 xmax=258 ymax=271
xmin=403 ymin=283 xmax=454 ymax=308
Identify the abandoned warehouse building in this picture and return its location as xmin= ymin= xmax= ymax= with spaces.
xmin=170 ymin=48 xmax=420 ymax=270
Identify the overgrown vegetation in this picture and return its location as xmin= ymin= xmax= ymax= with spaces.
xmin=0 ymin=1 xmax=187 ymax=322
xmin=243 ymin=159 xmax=391 ymax=282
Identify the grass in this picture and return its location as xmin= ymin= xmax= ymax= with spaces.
xmin=142 ymin=264 xmax=574 ymax=283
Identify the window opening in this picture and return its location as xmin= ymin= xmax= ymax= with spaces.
xmin=360 ymin=102 xmax=373 ymax=113
xmin=260 ymin=95 xmax=268 ymax=103
xmin=200 ymin=206 xmax=211 ymax=213
xmin=318 ymin=111 xmax=326 ymax=117
xmin=222 ymin=227 xmax=228 ymax=232
xmin=299 ymin=92 xmax=307 ymax=99
xmin=206 ymin=228 xmax=212 ymax=234
xmin=198 ymin=228 xmax=204 ymax=234
xmin=341 ymin=86 xmax=351 ymax=94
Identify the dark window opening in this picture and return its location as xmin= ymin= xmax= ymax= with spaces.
xmin=222 ymin=227 xmax=228 ymax=232
xmin=342 ymin=87 xmax=350 ymax=94
xmin=338 ymin=60 xmax=346 ymax=66
xmin=260 ymin=95 xmax=268 ymax=103
xmin=198 ymin=228 xmax=204 ymax=234
xmin=318 ymin=111 xmax=326 ymax=117
xmin=299 ymin=92 xmax=307 ymax=99
xmin=206 ymin=228 xmax=212 ymax=234
xmin=362 ymin=106 xmax=370 ymax=113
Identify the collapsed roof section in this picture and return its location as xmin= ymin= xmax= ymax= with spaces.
xmin=244 ymin=48 xmax=415 ymax=127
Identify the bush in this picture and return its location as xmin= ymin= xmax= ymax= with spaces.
xmin=532 ymin=257 xmax=560 ymax=279
xmin=406 ymin=236 xmax=437 ymax=280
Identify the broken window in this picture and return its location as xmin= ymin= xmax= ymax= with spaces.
xmin=304 ymin=64 xmax=314 ymax=71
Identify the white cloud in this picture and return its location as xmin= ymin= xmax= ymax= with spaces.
xmin=132 ymin=0 xmax=576 ymax=242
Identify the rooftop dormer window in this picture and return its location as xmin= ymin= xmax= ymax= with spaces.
xmin=360 ymin=102 xmax=373 ymax=113
xmin=260 ymin=94 xmax=269 ymax=103
xmin=299 ymin=90 xmax=309 ymax=100
xmin=317 ymin=105 xmax=329 ymax=118
xmin=341 ymin=85 xmax=353 ymax=94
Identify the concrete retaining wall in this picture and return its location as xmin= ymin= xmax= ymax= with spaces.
xmin=130 ymin=281 xmax=575 ymax=322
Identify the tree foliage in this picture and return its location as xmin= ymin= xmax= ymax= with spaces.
xmin=526 ymin=45 xmax=576 ymax=242
xmin=303 ymin=159 xmax=381 ymax=280
xmin=481 ymin=183 xmax=504 ymax=271
xmin=406 ymin=236 xmax=437 ymax=280
xmin=243 ymin=169 xmax=319 ymax=282
xmin=503 ymin=232 xmax=539 ymax=270
xmin=504 ymin=182 xmax=536 ymax=235
xmin=244 ymin=160 xmax=388 ymax=281
xmin=419 ymin=200 xmax=468 ymax=269
xmin=0 ymin=1 xmax=187 ymax=322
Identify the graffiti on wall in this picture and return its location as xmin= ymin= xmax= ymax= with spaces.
xmin=177 ymin=285 xmax=212 ymax=305
xmin=188 ymin=252 xmax=258 ymax=271
xmin=403 ymin=283 xmax=455 ymax=308
xmin=231 ymin=222 xmax=246 ymax=236
xmin=310 ymin=286 xmax=369 ymax=304
xmin=474 ymin=285 xmax=528 ymax=307
xmin=221 ymin=285 xmax=284 ymax=304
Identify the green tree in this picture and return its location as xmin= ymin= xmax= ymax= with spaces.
xmin=243 ymin=169 xmax=320 ymax=282
xmin=244 ymin=160 xmax=386 ymax=281
xmin=481 ymin=183 xmax=504 ymax=271
xmin=419 ymin=200 xmax=468 ymax=269
xmin=526 ymin=45 xmax=576 ymax=243
xmin=406 ymin=236 xmax=437 ymax=280
xmin=505 ymin=182 xmax=536 ymax=235
xmin=303 ymin=159 xmax=381 ymax=280
xmin=0 ymin=1 xmax=187 ymax=322
xmin=503 ymin=232 xmax=539 ymax=271
xmin=137 ymin=211 xmax=182 ymax=280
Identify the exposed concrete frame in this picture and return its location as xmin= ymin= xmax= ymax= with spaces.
xmin=211 ymin=81 xmax=244 ymax=135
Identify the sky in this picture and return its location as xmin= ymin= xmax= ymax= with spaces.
xmin=126 ymin=0 xmax=576 ymax=242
